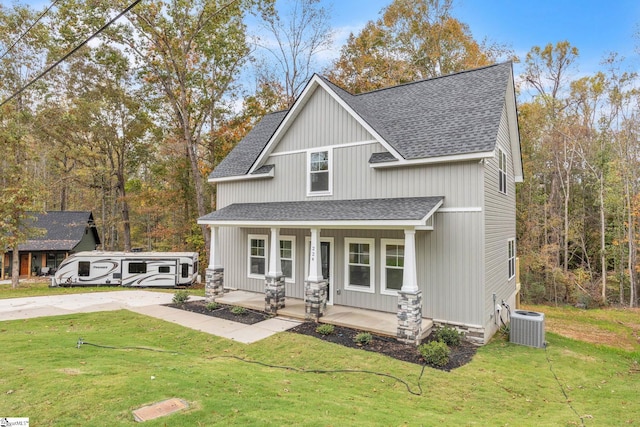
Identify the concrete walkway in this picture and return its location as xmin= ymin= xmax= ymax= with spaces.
xmin=0 ymin=291 xmax=301 ymax=344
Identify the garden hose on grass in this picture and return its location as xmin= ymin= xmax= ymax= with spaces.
xmin=75 ymin=338 xmax=427 ymax=396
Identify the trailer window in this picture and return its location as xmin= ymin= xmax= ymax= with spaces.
xmin=128 ymin=262 xmax=147 ymax=274
xmin=159 ymin=266 xmax=170 ymax=273
xmin=181 ymin=263 xmax=189 ymax=278
xmin=78 ymin=261 xmax=90 ymax=277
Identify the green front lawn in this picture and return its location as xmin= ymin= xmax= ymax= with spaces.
xmin=1 ymin=309 xmax=638 ymax=426
xmin=0 ymin=280 xmax=205 ymax=298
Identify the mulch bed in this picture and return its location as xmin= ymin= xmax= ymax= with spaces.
xmin=168 ymin=300 xmax=477 ymax=370
xmin=167 ymin=300 xmax=273 ymax=325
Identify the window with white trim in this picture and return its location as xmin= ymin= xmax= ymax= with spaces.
xmin=508 ymin=239 xmax=516 ymax=280
xmin=248 ymin=234 xmax=267 ymax=278
xmin=498 ymin=148 xmax=507 ymax=194
xmin=308 ymin=150 xmax=331 ymax=195
xmin=381 ymin=239 xmax=404 ymax=295
xmin=280 ymin=237 xmax=295 ymax=281
xmin=344 ymin=238 xmax=375 ymax=293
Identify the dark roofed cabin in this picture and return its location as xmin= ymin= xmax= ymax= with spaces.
xmin=1 ymin=211 xmax=101 ymax=279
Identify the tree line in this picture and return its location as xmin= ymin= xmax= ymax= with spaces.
xmin=0 ymin=0 xmax=638 ymax=306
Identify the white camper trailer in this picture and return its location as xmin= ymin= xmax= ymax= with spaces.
xmin=52 ymin=251 xmax=199 ymax=288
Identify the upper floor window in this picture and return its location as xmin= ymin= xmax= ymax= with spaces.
xmin=508 ymin=239 xmax=516 ymax=280
xmin=498 ymin=148 xmax=507 ymax=194
xmin=308 ymin=150 xmax=331 ymax=195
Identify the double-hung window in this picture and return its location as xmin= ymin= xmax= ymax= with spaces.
xmin=248 ymin=235 xmax=267 ymax=278
xmin=344 ymin=238 xmax=375 ymax=293
xmin=508 ymin=239 xmax=516 ymax=280
xmin=498 ymin=148 xmax=507 ymax=194
xmin=308 ymin=150 xmax=331 ymax=195
xmin=381 ymin=239 xmax=404 ymax=295
xmin=280 ymin=237 xmax=295 ymax=281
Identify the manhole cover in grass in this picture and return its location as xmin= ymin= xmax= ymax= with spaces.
xmin=132 ymin=398 xmax=189 ymax=422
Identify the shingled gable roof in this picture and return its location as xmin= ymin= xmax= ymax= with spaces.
xmin=198 ymin=197 xmax=444 ymax=228
xmin=209 ymin=62 xmax=516 ymax=181
xmin=16 ymin=211 xmax=100 ymax=252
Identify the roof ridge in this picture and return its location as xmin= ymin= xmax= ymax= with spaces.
xmin=323 ymin=61 xmax=512 ymax=98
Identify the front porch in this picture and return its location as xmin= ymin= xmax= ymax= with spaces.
xmin=215 ymin=289 xmax=434 ymax=340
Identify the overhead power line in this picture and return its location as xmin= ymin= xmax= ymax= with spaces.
xmin=0 ymin=0 xmax=143 ymax=109
xmin=0 ymin=0 xmax=62 ymax=62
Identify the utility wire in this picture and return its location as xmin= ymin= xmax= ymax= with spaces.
xmin=0 ymin=0 xmax=61 ymax=62
xmin=0 ymin=0 xmax=143 ymax=108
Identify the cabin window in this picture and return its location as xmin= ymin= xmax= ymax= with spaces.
xmin=78 ymin=261 xmax=90 ymax=277
xmin=308 ymin=150 xmax=331 ymax=195
xmin=508 ymin=239 xmax=516 ymax=280
xmin=381 ymin=239 xmax=404 ymax=295
xmin=248 ymin=234 xmax=267 ymax=278
xmin=344 ymin=238 xmax=375 ymax=293
xmin=181 ymin=263 xmax=189 ymax=278
xmin=128 ymin=262 xmax=147 ymax=274
xmin=280 ymin=237 xmax=295 ymax=281
xmin=159 ymin=266 xmax=171 ymax=273
xmin=498 ymin=148 xmax=507 ymax=194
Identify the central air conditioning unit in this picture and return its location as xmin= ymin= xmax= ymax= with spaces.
xmin=510 ymin=310 xmax=545 ymax=348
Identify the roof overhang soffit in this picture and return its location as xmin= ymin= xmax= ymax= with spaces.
xmin=248 ymin=75 xmax=403 ymax=174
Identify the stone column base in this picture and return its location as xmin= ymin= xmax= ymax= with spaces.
xmin=265 ymin=275 xmax=285 ymax=314
xmin=205 ymin=268 xmax=224 ymax=302
xmin=305 ymin=280 xmax=328 ymax=321
xmin=397 ymin=290 xmax=422 ymax=345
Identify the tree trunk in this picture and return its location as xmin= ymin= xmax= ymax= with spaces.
xmin=627 ymin=183 xmax=636 ymax=307
xmin=600 ymin=176 xmax=607 ymax=302
xmin=117 ymin=171 xmax=131 ymax=252
xmin=11 ymin=246 xmax=19 ymax=289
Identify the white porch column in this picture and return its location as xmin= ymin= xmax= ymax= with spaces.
xmin=267 ymin=227 xmax=282 ymax=277
xmin=208 ymin=226 xmax=222 ymax=270
xmin=397 ymin=228 xmax=422 ymax=345
xmin=205 ymin=226 xmax=224 ymax=301
xmin=307 ymin=227 xmax=323 ymax=282
xmin=401 ymin=229 xmax=418 ymax=292
xmin=305 ymin=227 xmax=327 ymax=320
xmin=265 ymin=227 xmax=285 ymax=313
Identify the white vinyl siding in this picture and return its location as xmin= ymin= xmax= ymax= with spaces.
xmin=381 ymin=239 xmax=404 ymax=295
xmin=498 ymin=148 xmax=507 ymax=194
xmin=508 ymin=239 xmax=515 ymax=280
xmin=248 ymin=234 xmax=267 ymax=279
xmin=280 ymin=237 xmax=295 ymax=281
xmin=344 ymin=238 xmax=375 ymax=293
xmin=308 ymin=149 xmax=332 ymax=195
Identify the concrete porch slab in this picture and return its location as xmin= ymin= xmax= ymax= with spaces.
xmin=215 ymin=290 xmax=433 ymax=339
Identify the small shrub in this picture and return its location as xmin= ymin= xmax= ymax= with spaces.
xmin=230 ymin=306 xmax=247 ymax=315
xmin=315 ymin=324 xmax=335 ymax=335
xmin=205 ymin=301 xmax=219 ymax=311
xmin=433 ymin=326 xmax=463 ymax=346
xmin=354 ymin=332 xmax=372 ymax=346
xmin=172 ymin=290 xmax=190 ymax=305
xmin=419 ymin=341 xmax=450 ymax=367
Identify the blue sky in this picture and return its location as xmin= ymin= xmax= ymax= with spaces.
xmin=325 ymin=0 xmax=640 ymax=79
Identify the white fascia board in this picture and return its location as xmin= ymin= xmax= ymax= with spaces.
xmin=419 ymin=199 xmax=444 ymax=222
xmin=249 ymin=75 xmax=404 ymax=174
xmin=208 ymin=168 xmax=274 ymax=183
xmin=370 ymin=150 xmax=494 ymax=169
xmin=506 ymin=67 xmax=524 ymax=183
xmin=312 ymin=77 xmax=404 ymax=161
xmin=197 ymin=219 xmax=428 ymax=230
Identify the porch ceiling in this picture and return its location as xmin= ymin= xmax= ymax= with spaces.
xmin=198 ymin=196 xmax=444 ymax=229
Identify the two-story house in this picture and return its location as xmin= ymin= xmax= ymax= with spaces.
xmin=198 ymin=62 xmax=522 ymax=344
